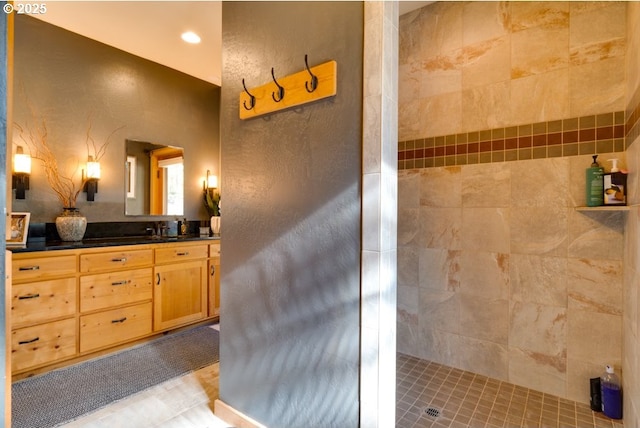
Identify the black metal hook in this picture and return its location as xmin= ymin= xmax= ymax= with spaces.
xmin=304 ymin=54 xmax=318 ymax=93
xmin=271 ymin=68 xmax=285 ymax=102
xmin=242 ymin=78 xmax=256 ymax=110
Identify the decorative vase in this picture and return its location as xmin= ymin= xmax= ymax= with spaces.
xmin=210 ymin=215 xmax=220 ymax=237
xmin=55 ymin=207 xmax=87 ymax=241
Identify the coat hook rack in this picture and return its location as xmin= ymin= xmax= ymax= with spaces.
xmin=271 ymin=68 xmax=285 ymax=102
xmin=239 ymin=56 xmax=337 ymax=120
xmin=242 ymin=78 xmax=256 ymax=110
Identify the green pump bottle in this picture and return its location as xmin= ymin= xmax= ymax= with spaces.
xmin=586 ymin=155 xmax=604 ymax=207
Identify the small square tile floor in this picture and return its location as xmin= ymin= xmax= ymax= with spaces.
xmin=396 ymin=353 xmax=624 ymax=428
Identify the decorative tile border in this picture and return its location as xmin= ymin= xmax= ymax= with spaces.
xmin=399 ymin=112 xmax=627 ymax=169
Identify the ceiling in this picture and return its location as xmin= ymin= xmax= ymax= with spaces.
xmin=25 ymin=1 xmax=430 ymax=88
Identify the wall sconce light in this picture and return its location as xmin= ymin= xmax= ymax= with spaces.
xmin=204 ymin=170 xmax=218 ymax=190
xmin=12 ymin=146 xmax=31 ymax=199
xmin=83 ymin=156 xmax=101 ymax=201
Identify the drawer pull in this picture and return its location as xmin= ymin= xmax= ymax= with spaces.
xmin=176 ymin=252 xmax=189 ymax=256
xmin=210 ymin=266 xmax=215 ymax=276
xmin=18 ymin=337 xmax=40 ymax=345
xmin=18 ymin=293 xmax=40 ymax=300
xmin=111 ymin=258 xmax=128 ymax=263
xmin=111 ymin=317 xmax=127 ymax=324
xmin=156 ymin=273 xmax=161 ymax=285
xmin=18 ymin=266 xmax=40 ymax=271
xmin=111 ymin=280 xmax=130 ymax=286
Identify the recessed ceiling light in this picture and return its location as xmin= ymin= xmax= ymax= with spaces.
xmin=181 ymin=31 xmax=201 ymax=44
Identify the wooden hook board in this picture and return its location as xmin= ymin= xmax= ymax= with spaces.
xmin=239 ymin=60 xmax=337 ymax=120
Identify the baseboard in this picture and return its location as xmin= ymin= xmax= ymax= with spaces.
xmin=214 ymin=399 xmax=267 ymax=428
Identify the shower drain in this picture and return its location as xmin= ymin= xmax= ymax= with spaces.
xmin=424 ymin=407 xmax=441 ymax=419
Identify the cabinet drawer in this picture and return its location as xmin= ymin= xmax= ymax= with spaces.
xmin=12 ymin=318 xmax=77 ymax=372
xmin=80 ymin=268 xmax=153 ymax=313
xmin=155 ymin=245 xmax=208 ymax=264
xmin=80 ymin=302 xmax=152 ymax=353
xmin=12 ymin=278 xmax=77 ymax=328
xmin=80 ymin=249 xmax=152 ymax=273
xmin=209 ymin=242 xmax=220 ymax=258
xmin=12 ymin=255 xmax=76 ymax=283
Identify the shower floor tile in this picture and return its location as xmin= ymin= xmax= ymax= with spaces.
xmin=396 ymin=354 xmax=624 ymax=428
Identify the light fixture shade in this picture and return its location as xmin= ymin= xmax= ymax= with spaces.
xmin=86 ymin=158 xmax=101 ymax=179
xmin=13 ymin=146 xmax=31 ymax=174
xmin=207 ymin=174 xmax=218 ymax=189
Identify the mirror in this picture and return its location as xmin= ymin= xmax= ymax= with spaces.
xmin=125 ymin=139 xmax=184 ymax=216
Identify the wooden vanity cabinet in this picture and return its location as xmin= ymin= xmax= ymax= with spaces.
xmin=10 ymin=239 xmax=219 ymax=375
xmin=10 ymin=253 xmax=78 ymax=373
xmin=79 ymin=248 xmax=153 ymax=353
xmin=208 ymin=242 xmax=221 ymax=317
xmin=153 ymin=243 xmax=208 ymax=331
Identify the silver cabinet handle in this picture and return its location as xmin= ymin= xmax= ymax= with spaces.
xmin=111 ymin=258 xmax=127 ymax=263
xmin=18 ymin=293 xmax=40 ymax=300
xmin=18 ymin=266 xmax=40 ymax=271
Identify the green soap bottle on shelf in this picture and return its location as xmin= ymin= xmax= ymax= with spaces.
xmin=586 ymin=155 xmax=604 ymax=207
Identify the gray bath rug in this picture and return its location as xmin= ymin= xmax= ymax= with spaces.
xmin=12 ymin=324 xmax=220 ymax=428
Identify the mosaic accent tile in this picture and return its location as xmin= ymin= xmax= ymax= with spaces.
xmin=399 ymin=112 xmax=627 ymax=170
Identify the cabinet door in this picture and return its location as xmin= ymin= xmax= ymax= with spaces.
xmin=153 ymin=260 xmax=207 ymax=331
xmin=208 ymin=258 xmax=220 ymax=317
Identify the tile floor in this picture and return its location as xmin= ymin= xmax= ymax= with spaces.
xmin=32 ymin=347 xmax=626 ymax=427
xmin=396 ymin=353 xmax=625 ymax=428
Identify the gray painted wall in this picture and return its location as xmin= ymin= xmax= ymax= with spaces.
xmin=219 ymin=2 xmax=363 ymax=427
xmin=12 ymin=16 xmax=220 ymax=223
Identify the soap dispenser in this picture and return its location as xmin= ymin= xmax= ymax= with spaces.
xmin=586 ymin=155 xmax=604 ymax=207
xmin=603 ymin=159 xmax=627 ymax=205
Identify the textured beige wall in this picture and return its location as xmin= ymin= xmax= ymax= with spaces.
xmin=398 ymin=1 xmax=630 ymax=404
xmin=623 ymin=2 xmax=640 ymax=427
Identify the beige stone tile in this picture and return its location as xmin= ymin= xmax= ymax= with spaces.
xmin=419 ymin=287 xmax=459 ymax=335
xmin=417 ymin=2 xmax=464 ymax=60
xmin=420 ymin=207 xmax=462 ymax=249
xmin=398 ymin=98 xmax=421 ymax=141
xmin=567 ymin=309 xmax=622 ymax=366
xmin=461 ymin=80 xmax=510 ymax=132
xmin=461 ymin=162 xmax=511 ymax=208
xmin=399 ymin=62 xmax=421 ymax=105
xmin=462 ymin=35 xmax=510 ymax=89
xmin=510 ymin=206 xmax=568 ymax=257
xmin=567 ymin=209 xmax=624 ymax=260
xmin=511 ymin=26 xmax=569 ymax=79
xmin=569 ymin=2 xmax=626 ymax=52
xmin=510 ymin=1 xmax=569 ymax=33
xmin=398 ymin=245 xmax=419 ymax=289
xmin=459 ymin=250 xmax=509 ymax=300
xmin=462 ymin=1 xmax=510 ymax=46
xmin=416 ymin=326 xmax=462 ymax=368
xmin=509 ymin=348 xmax=567 ymax=398
xmin=419 ymin=92 xmax=463 ymax=138
xmin=420 ymin=166 xmax=462 ymax=207
xmin=510 ymin=254 xmax=568 ymax=307
xmin=420 ymin=50 xmax=463 ymax=98
xmin=510 ymin=68 xmax=570 ymax=124
xmin=419 ymin=248 xmax=461 ymax=292
xmin=510 ymin=301 xmax=567 ymax=357
xmin=456 ymin=335 xmax=509 ymax=381
xmin=566 ymin=358 xmax=606 ymax=404
xmin=511 ymin=157 xmax=571 ymax=207
xmin=569 ymin=57 xmax=626 ymax=117
xmin=567 ymin=258 xmax=623 ymax=316
xmin=570 ymin=38 xmax=625 ymax=67
xmin=460 ymin=207 xmax=510 ymax=254
xmin=459 ymin=294 xmax=509 ymax=344
xmin=398 ymin=208 xmax=419 ymax=247
xmin=460 ymin=208 xmax=510 ymax=253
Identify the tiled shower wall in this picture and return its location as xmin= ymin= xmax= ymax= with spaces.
xmin=397 ymin=1 xmax=634 ymax=406
xmin=623 ymin=2 xmax=640 ymax=428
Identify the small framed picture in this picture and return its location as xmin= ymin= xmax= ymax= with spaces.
xmin=7 ymin=212 xmax=30 ymax=247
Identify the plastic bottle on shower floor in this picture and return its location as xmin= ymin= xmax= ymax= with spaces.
xmin=601 ymin=365 xmax=622 ymax=419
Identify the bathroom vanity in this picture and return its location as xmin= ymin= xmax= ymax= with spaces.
xmin=10 ymin=237 xmax=220 ymax=377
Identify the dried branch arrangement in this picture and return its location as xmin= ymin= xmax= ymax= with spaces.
xmin=15 ymin=116 xmax=123 ymax=208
